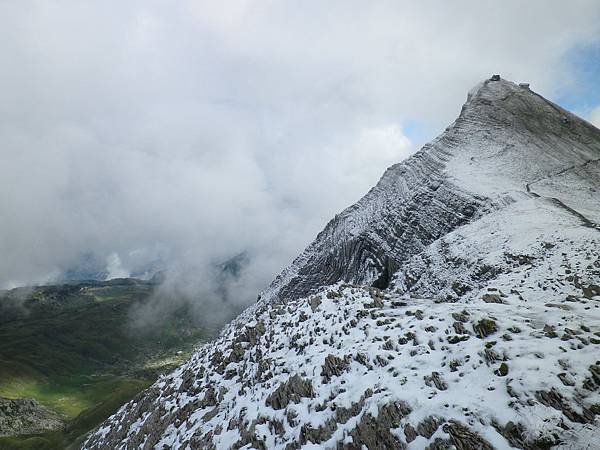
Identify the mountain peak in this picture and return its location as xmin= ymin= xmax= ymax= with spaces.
xmin=442 ymin=76 xmax=600 ymax=203
xmin=458 ymin=76 xmax=599 ymax=139
xmin=254 ymin=77 xmax=600 ymax=304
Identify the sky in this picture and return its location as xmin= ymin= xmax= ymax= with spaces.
xmin=1 ymin=1 xmax=600 ymax=311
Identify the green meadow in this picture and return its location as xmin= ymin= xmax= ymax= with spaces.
xmin=0 ymin=280 xmax=210 ymax=449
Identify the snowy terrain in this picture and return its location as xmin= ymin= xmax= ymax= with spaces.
xmin=83 ymin=77 xmax=600 ymax=449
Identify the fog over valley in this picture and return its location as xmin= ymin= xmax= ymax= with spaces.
xmin=2 ymin=1 xmax=600 ymax=313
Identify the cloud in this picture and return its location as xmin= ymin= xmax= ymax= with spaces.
xmin=106 ymin=253 xmax=130 ymax=280
xmin=1 ymin=1 xmax=600 ymax=316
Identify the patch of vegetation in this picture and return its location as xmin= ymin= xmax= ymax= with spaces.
xmin=495 ymin=362 xmax=509 ymax=377
xmin=473 ymin=318 xmax=498 ymax=338
xmin=0 ymin=378 xmax=148 ymax=449
xmin=0 ymin=375 xmax=150 ymax=419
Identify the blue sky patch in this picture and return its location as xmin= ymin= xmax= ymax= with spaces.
xmin=555 ymin=44 xmax=600 ymax=116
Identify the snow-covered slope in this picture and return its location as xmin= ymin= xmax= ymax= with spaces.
xmin=260 ymin=78 xmax=600 ymax=304
xmin=83 ymin=77 xmax=600 ymax=449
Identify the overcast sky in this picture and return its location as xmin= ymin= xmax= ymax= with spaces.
xmin=1 ymin=1 xmax=600 ymax=298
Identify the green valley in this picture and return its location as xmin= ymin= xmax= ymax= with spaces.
xmin=0 ymin=279 xmax=217 ymax=449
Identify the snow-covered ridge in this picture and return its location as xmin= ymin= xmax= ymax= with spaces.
xmin=83 ymin=77 xmax=600 ymax=449
xmin=259 ymin=77 xmax=600 ymax=305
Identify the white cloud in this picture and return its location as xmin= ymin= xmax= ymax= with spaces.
xmin=341 ymin=124 xmax=414 ymax=197
xmin=1 ymin=0 xmax=600 ymax=304
xmin=355 ymin=125 xmax=412 ymax=162
xmin=106 ymin=253 xmax=130 ymax=280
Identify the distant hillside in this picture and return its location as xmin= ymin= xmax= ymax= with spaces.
xmin=0 ymin=278 xmax=219 ymax=449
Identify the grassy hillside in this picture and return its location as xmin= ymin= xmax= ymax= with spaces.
xmin=0 ymin=279 xmax=216 ymax=449
xmin=0 ymin=379 xmax=148 ymax=449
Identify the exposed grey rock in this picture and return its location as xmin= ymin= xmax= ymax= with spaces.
xmin=482 ymin=293 xmax=505 ymax=304
xmin=492 ymin=420 xmax=556 ymax=449
xmin=265 ymin=375 xmax=314 ymax=410
xmin=453 ymin=321 xmax=469 ymax=334
xmin=582 ymin=283 xmax=600 ymax=299
xmin=417 ymin=415 xmax=441 ymax=438
xmin=0 ymin=397 xmax=65 ymax=437
xmin=536 ymin=389 xmax=593 ymax=424
xmin=298 ymin=389 xmax=373 ymax=445
xmin=447 ymin=334 xmax=470 ymax=344
xmin=424 ymin=372 xmax=448 ymax=391
xmin=558 ymin=372 xmax=575 ymax=386
xmin=309 ymin=296 xmax=322 ymax=312
xmin=452 ymin=310 xmax=470 ymax=323
xmin=426 ymin=438 xmax=453 ymax=449
xmin=404 ymin=423 xmax=417 ymax=442
xmin=340 ymin=401 xmax=410 ymax=450
xmin=443 ymin=420 xmax=494 ymax=450
xmin=321 ymin=354 xmax=350 ymax=382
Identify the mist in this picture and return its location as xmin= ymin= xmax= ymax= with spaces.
xmin=2 ymin=1 xmax=600 ymax=325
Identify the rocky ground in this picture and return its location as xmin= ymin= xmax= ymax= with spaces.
xmin=0 ymin=397 xmax=65 ymax=437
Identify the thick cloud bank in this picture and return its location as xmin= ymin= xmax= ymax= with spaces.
xmin=1 ymin=1 xmax=600 ymax=312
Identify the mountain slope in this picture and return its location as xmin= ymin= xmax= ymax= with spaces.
xmin=260 ymin=78 xmax=600 ymax=305
xmin=83 ymin=77 xmax=600 ymax=449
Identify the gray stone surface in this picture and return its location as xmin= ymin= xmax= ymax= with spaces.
xmin=0 ymin=397 xmax=65 ymax=437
